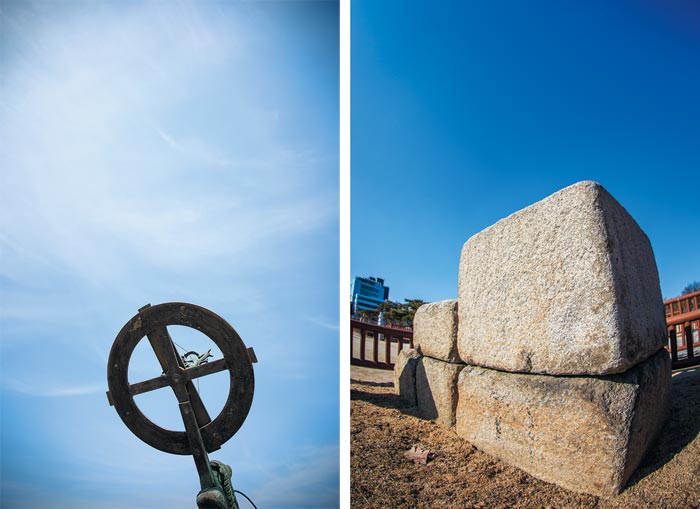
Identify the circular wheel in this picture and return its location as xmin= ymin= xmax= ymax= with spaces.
xmin=107 ymin=302 xmax=254 ymax=455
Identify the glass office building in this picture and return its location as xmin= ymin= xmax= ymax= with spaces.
xmin=351 ymin=276 xmax=390 ymax=312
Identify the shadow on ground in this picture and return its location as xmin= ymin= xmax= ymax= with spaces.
xmin=350 ymin=385 xmax=405 ymax=408
xmin=350 ymin=382 xmax=430 ymax=422
xmin=625 ymin=366 xmax=700 ymax=488
xmin=350 ymin=378 xmax=393 ymax=388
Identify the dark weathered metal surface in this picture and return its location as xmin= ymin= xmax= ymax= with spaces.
xmin=146 ymin=325 xmax=212 ymax=426
xmin=107 ymin=302 xmax=255 ymax=455
xmin=246 ymin=347 xmax=258 ymax=364
xmin=180 ymin=400 xmax=216 ymax=490
xmin=106 ymin=359 xmax=231 ymax=405
xmin=186 ymin=358 xmax=229 ymax=378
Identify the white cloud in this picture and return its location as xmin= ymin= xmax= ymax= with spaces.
xmin=155 ymin=126 xmax=234 ymax=167
xmin=304 ymin=315 xmax=341 ymax=331
xmin=252 ymin=443 xmax=340 ymax=507
xmin=0 ymin=1 xmax=336 ymax=290
xmin=5 ymin=379 xmax=104 ymax=397
xmin=0 ymin=4 xmax=338 ymax=509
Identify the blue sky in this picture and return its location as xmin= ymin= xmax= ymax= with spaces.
xmin=352 ymin=0 xmax=700 ymax=304
xmin=0 ymin=1 xmax=338 ymax=508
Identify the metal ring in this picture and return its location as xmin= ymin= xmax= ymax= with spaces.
xmin=107 ymin=303 xmax=254 ymax=455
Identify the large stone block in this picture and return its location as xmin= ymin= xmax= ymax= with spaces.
xmin=455 ymin=349 xmax=671 ymax=497
xmin=415 ymin=356 xmax=463 ymax=428
xmin=393 ymin=348 xmax=421 ymax=405
xmin=457 ymin=180 xmax=666 ymax=375
xmin=414 ymin=300 xmax=460 ymax=363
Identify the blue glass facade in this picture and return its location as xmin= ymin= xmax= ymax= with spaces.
xmin=351 ymin=276 xmax=390 ymax=312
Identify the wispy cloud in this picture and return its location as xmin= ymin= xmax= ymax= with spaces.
xmin=0 ymin=0 xmax=338 ymax=400
xmin=304 ymin=315 xmax=341 ymax=331
xmin=155 ymin=127 xmax=180 ymax=150
xmin=0 ymin=1 xmax=335 ymax=290
xmin=5 ymin=380 xmax=104 ymax=397
xmin=251 ymin=443 xmax=340 ymax=508
xmin=155 ymin=126 xmax=234 ymax=167
xmin=0 ymin=3 xmax=338 ymax=509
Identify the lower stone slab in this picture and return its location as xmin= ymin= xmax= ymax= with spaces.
xmin=394 ymin=348 xmax=420 ymax=406
xmin=455 ymin=349 xmax=670 ymax=497
xmin=416 ymin=356 xmax=464 ymax=428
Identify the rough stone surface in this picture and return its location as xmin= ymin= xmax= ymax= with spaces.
xmin=415 ymin=356 xmax=464 ymax=428
xmin=393 ymin=348 xmax=421 ymax=405
xmin=455 ymin=349 xmax=671 ymax=497
xmin=414 ymin=300 xmax=460 ymax=363
xmin=457 ymin=180 xmax=666 ymax=375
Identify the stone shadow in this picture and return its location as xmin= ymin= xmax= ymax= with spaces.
xmin=350 ymin=378 xmax=393 ymax=388
xmin=350 ymin=363 xmax=437 ymax=421
xmin=350 ymin=384 xmax=418 ymax=414
xmin=351 ymin=385 xmax=398 ymax=404
xmin=624 ymin=366 xmax=700 ymax=489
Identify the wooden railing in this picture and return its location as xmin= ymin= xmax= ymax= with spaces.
xmin=350 ymin=319 xmax=413 ymax=370
xmin=665 ymin=291 xmax=700 ymax=369
xmin=665 ymin=290 xmax=700 ymax=321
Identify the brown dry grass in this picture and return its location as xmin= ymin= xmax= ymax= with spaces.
xmin=350 ymin=366 xmax=700 ymax=509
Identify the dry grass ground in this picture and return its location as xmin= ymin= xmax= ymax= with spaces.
xmin=350 ymin=365 xmax=700 ymax=509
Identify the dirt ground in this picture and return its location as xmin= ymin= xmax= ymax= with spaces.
xmin=350 ymin=365 xmax=700 ymax=509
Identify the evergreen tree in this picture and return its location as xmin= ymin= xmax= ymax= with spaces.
xmin=681 ymin=281 xmax=700 ymax=295
xmin=356 ymin=298 xmax=426 ymax=327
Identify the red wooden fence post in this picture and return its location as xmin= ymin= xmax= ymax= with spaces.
xmin=360 ymin=329 xmax=366 ymax=361
xmin=384 ymin=334 xmax=391 ymax=365
xmin=372 ymin=332 xmax=379 ymax=364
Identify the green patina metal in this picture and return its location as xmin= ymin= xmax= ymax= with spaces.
xmin=183 ymin=349 xmax=214 ymax=369
xmin=195 ymin=460 xmax=239 ymax=509
xmin=211 ymin=461 xmax=239 ymax=509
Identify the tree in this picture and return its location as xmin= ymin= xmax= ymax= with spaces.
xmin=681 ymin=281 xmax=700 ymax=295
xmin=401 ymin=299 xmax=426 ymax=324
xmin=356 ymin=298 xmax=426 ymax=327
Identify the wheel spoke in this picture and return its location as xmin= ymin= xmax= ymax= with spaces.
xmin=107 ymin=302 xmax=255 ymax=455
xmin=145 ymin=326 xmax=212 ymax=426
xmin=185 ymin=379 xmax=212 ymax=427
xmin=184 ymin=358 xmax=228 ymax=378
xmin=146 ymin=326 xmax=181 ymax=375
xmin=106 ymin=358 xmax=228 ymax=406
